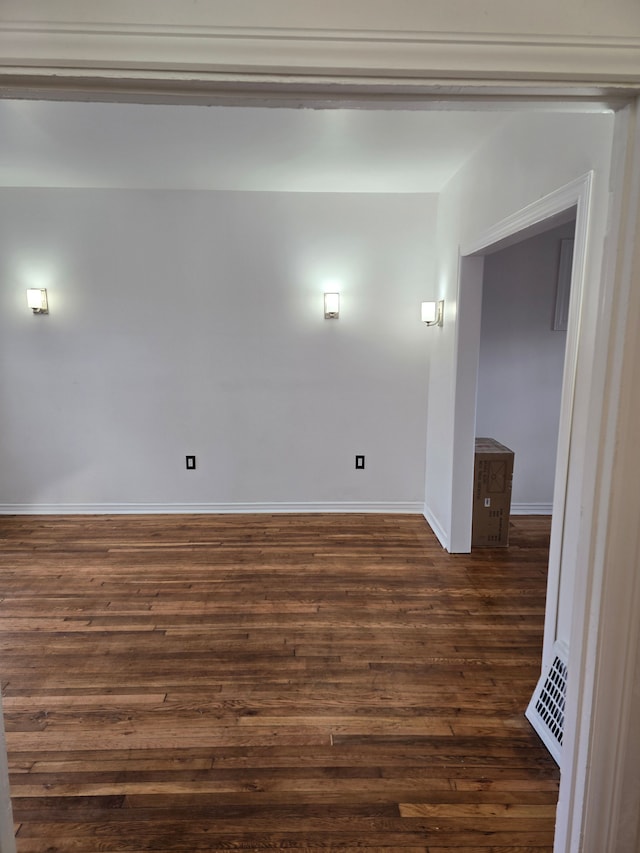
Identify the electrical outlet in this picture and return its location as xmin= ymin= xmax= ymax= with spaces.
xmin=355 ymin=455 xmax=365 ymax=470
xmin=186 ymin=455 xmax=196 ymax=470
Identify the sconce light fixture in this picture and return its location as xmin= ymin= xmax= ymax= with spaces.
xmin=324 ymin=292 xmax=340 ymax=319
xmin=27 ymin=288 xmax=49 ymax=314
xmin=421 ymin=300 xmax=444 ymax=327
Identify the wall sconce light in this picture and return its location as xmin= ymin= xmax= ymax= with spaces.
xmin=324 ymin=292 xmax=340 ymax=319
xmin=27 ymin=288 xmax=49 ymax=314
xmin=421 ymin=300 xmax=444 ymax=327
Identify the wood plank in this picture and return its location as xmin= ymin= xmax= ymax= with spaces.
xmin=0 ymin=513 xmax=559 ymax=851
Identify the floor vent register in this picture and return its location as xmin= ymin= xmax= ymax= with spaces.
xmin=525 ymin=640 xmax=568 ymax=765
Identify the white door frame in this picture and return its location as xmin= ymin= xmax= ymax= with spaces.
xmin=557 ymin=99 xmax=640 ymax=853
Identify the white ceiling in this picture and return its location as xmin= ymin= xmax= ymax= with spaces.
xmin=0 ymin=99 xmax=515 ymax=193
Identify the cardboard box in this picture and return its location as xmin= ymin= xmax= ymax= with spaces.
xmin=472 ymin=437 xmax=514 ymax=548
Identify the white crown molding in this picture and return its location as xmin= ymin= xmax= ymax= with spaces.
xmin=0 ymin=501 xmax=424 ymax=516
xmin=3 ymin=21 xmax=640 ymax=47
xmin=1 ymin=21 xmax=640 ymax=98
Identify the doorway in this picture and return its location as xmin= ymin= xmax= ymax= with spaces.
xmin=476 ymin=216 xmax=576 ymax=519
xmin=450 ymin=174 xmax=592 ymax=683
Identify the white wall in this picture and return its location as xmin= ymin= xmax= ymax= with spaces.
xmin=0 ymin=189 xmax=436 ymax=511
xmin=476 ymin=220 xmax=576 ymax=510
xmin=425 ymin=111 xmax=614 ymax=552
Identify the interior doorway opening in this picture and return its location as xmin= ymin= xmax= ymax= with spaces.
xmin=476 ymin=215 xmax=577 ymax=521
xmin=450 ymin=174 xmax=592 ymax=780
xmin=475 ymin=214 xmax=578 ymax=765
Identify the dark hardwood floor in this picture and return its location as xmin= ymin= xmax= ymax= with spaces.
xmin=0 ymin=513 xmax=558 ymax=852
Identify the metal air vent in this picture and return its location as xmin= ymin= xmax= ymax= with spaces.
xmin=525 ymin=640 xmax=568 ymax=765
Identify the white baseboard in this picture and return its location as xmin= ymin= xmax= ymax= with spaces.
xmin=511 ymin=503 xmax=553 ymax=515
xmin=0 ymin=500 xmax=548 ymax=522
xmin=0 ymin=501 xmax=424 ymax=516
xmin=419 ymin=502 xmax=551 ymax=548
xmin=422 ymin=503 xmax=449 ymax=550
